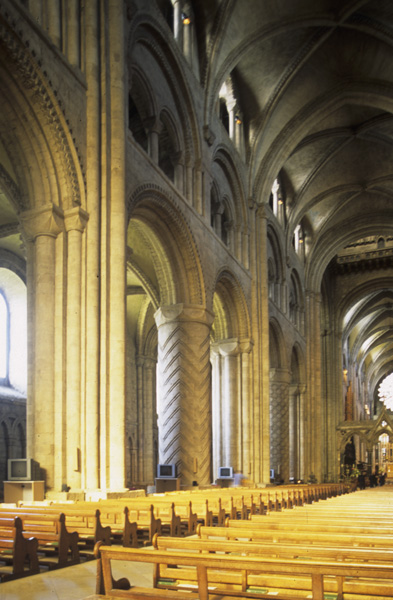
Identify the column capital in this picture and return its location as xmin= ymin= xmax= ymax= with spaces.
xmin=256 ymin=203 xmax=269 ymax=220
xmin=289 ymin=383 xmax=300 ymax=395
xmin=154 ymin=303 xmax=214 ymax=328
xmin=239 ymin=338 xmax=253 ymax=354
xmin=270 ymin=367 xmax=292 ymax=384
xmin=64 ymin=207 xmax=89 ymax=233
xmin=19 ymin=204 xmax=64 ymax=242
xmin=217 ymin=338 xmax=240 ymax=357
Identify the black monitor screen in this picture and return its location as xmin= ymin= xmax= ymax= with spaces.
xmin=159 ymin=464 xmax=174 ymax=477
xmin=11 ymin=460 xmax=27 ymax=478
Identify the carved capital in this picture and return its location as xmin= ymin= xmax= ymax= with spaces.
xmin=155 ymin=304 xmax=214 ymax=328
xmin=64 ymin=207 xmax=89 ymax=233
xmin=19 ymin=204 xmax=64 ymax=241
xmin=217 ymin=338 xmax=240 ymax=357
xmin=239 ymin=338 xmax=253 ymax=354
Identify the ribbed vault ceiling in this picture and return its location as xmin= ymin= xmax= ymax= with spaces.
xmin=194 ymin=0 xmax=393 ymax=406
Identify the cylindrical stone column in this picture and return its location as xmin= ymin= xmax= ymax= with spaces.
xmin=155 ymin=304 xmax=214 ymax=485
xmin=47 ymin=1 xmax=61 ymax=49
xmin=84 ymin=0 xmax=101 ymax=491
xmin=289 ymin=384 xmax=298 ymax=481
xmin=240 ymin=339 xmax=253 ymax=477
xmin=269 ymin=368 xmax=291 ymax=483
xmin=210 ymin=344 xmax=222 ymax=481
xmin=66 ymin=0 xmax=80 ymax=67
xmin=143 ymin=357 xmax=156 ymax=483
xmin=20 ymin=205 xmax=64 ymax=489
xmin=219 ymin=340 xmax=239 ymax=468
xmin=64 ymin=207 xmax=88 ymax=490
xmin=107 ymin=0 xmax=127 ymax=491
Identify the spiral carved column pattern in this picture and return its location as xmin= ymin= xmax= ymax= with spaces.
xmin=155 ymin=304 xmax=214 ymax=485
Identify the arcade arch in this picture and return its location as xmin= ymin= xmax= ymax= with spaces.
xmin=211 ymin=271 xmax=251 ymax=482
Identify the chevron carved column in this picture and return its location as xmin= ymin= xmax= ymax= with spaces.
xmin=269 ymin=367 xmax=291 ymax=483
xmin=155 ymin=304 xmax=214 ymax=485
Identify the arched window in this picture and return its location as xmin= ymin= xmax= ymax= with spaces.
xmin=219 ymin=99 xmax=229 ymax=133
xmin=0 ymin=269 xmax=27 ymax=394
xmin=128 ymin=94 xmax=148 ymax=152
xmin=0 ymin=293 xmax=9 ymax=383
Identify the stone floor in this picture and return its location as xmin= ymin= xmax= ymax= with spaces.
xmin=0 ymin=558 xmax=153 ymax=600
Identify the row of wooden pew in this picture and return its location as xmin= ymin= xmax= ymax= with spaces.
xmin=0 ymin=482 xmax=344 ymax=581
xmin=92 ymin=486 xmax=393 ymax=600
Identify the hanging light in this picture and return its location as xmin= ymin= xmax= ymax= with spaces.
xmin=182 ymin=13 xmax=191 ymax=25
xmin=235 ymin=115 xmax=242 ymax=125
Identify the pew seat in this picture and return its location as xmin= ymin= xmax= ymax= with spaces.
xmin=95 ymin=542 xmax=393 ymax=600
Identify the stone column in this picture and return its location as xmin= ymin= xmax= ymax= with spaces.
xmin=84 ymin=0 xmax=101 ymax=491
xmin=66 ymin=0 xmax=80 ymax=67
xmin=136 ymin=356 xmax=144 ymax=483
xmin=173 ymin=0 xmax=183 ymax=44
xmin=289 ymin=384 xmax=298 ymax=481
xmin=135 ymin=354 xmax=157 ymax=484
xmin=298 ymin=385 xmax=306 ymax=481
xmin=20 ymin=205 xmax=64 ymax=489
xmin=64 ymin=207 xmax=88 ymax=490
xmin=147 ymin=122 xmax=160 ymax=164
xmin=251 ymin=205 xmax=270 ymax=483
xmin=194 ymin=160 xmax=203 ymax=215
xmin=210 ymin=345 xmax=222 ymax=481
xmin=155 ymin=304 xmax=214 ymax=485
xmin=240 ymin=339 xmax=253 ymax=477
xmin=47 ymin=1 xmax=61 ymax=49
xmin=269 ymin=368 xmax=291 ymax=482
xmin=305 ymin=291 xmax=323 ymax=481
xmin=143 ymin=357 xmax=157 ymax=483
xmin=105 ymin=0 xmax=127 ymax=491
xmin=219 ymin=340 xmax=239 ymax=468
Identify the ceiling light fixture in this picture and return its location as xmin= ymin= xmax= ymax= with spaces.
xmin=182 ymin=13 xmax=191 ymax=25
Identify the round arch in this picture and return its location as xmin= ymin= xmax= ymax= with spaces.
xmin=127 ymin=185 xmax=206 ymax=307
xmin=211 ymin=269 xmax=250 ymax=342
xmin=0 ymin=22 xmax=85 ymax=212
xmin=127 ymin=14 xmax=202 ymax=166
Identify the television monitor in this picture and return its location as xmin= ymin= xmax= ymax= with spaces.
xmin=7 ymin=458 xmax=41 ymax=481
xmin=157 ymin=464 xmax=176 ymax=479
xmin=270 ymin=468 xmax=275 ymax=480
xmin=218 ymin=466 xmax=233 ymax=479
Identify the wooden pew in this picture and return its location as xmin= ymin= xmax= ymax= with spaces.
xmin=95 ymin=542 xmax=393 ymax=599
xmin=154 ymin=532 xmax=393 ymax=563
xmin=125 ymin=504 xmax=162 ymax=544
xmin=115 ymin=496 xmax=213 ymax=531
xmin=198 ymin=523 xmax=393 ymax=548
xmin=16 ymin=503 xmax=139 ymax=548
xmin=0 ymin=509 xmax=80 ymax=568
xmin=0 ymin=516 xmax=39 ymax=580
xmin=246 ymin=514 xmax=393 ymax=535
